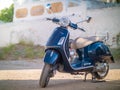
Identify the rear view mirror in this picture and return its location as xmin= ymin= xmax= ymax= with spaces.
xmin=46 ymin=3 xmax=51 ymax=10
xmin=86 ymin=16 xmax=92 ymax=23
xmin=46 ymin=3 xmax=53 ymax=14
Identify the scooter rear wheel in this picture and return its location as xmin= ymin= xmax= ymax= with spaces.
xmin=93 ymin=61 xmax=109 ymax=79
xmin=39 ymin=63 xmax=51 ymax=88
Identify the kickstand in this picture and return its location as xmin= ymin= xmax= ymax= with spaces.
xmin=83 ymin=72 xmax=89 ymax=82
xmin=83 ymin=72 xmax=106 ymax=83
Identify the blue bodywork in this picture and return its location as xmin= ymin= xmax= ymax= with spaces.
xmin=44 ymin=50 xmax=59 ymax=65
xmin=44 ymin=27 xmax=93 ymax=72
xmin=46 ymin=27 xmax=70 ymax=59
xmin=88 ymin=42 xmax=114 ymax=63
xmin=43 ymin=26 xmax=114 ymax=73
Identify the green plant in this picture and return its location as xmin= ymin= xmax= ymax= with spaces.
xmin=2 ymin=44 xmax=14 ymax=53
xmin=111 ymin=47 xmax=120 ymax=61
xmin=117 ymin=0 xmax=120 ymax=3
xmin=24 ymin=47 xmax=34 ymax=58
xmin=0 ymin=44 xmax=15 ymax=60
xmin=0 ymin=4 xmax=14 ymax=22
xmin=0 ymin=50 xmax=5 ymax=60
xmin=116 ymin=32 xmax=120 ymax=47
xmin=0 ymin=42 xmax=45 ymax=60
xmin=19 ymin=39 xmax=34 ymax=46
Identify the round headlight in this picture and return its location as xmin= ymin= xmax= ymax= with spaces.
xmin=59 ymin=17 xmax=70 ymax=27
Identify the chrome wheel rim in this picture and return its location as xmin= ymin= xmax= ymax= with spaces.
xmin=97 ymin=62 xmax=109 ymax=77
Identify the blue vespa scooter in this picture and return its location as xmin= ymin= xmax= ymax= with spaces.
xmin=39 ymin=5 xmax=114 ymax=88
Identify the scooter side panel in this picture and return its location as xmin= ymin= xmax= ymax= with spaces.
xmin=88 ymin=42 xmax=114 ymax=63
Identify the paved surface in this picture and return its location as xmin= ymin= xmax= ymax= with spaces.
xmin=0 ymin=60 xmax=120 ymax=90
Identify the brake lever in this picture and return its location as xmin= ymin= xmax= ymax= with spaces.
xmin=77 ymin=27 xmax=86 ymax=32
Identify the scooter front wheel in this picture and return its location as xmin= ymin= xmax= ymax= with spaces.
xmin=39 ymin=63 xmax=52 ymax=88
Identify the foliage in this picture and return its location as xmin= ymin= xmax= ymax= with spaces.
xmin=0 ymin=4 xmax=14 ymax=22
xmin=0 ymin=42 xmax=45 ymax=60
xmin=109 ymin=32 xmax=120 ymax=61
xmin=117 ymin=0 xmax=120 ymax=3
xmin=116 ymin=32 xmax=120 ymax=47
xmin=111 ymin=47 xmax=120 ymax=61
xmin=18 ymin=39 xmax=34 ymax=46
xmin=0 ymin=44 xmax=15 ymax=59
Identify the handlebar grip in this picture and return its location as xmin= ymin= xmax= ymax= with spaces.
xmin=46 ymin=18 xmax=52 ymax=20
xmin=46 ymin=18 xmax=59 ymax=23
xmin=52 ymin=18 xmax=60 ymax=23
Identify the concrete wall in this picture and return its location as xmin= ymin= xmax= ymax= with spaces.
xmin=0 ymin=6 xmax=120 ymax=47
xmin=13 ymin=0 xmax=66 ymax=22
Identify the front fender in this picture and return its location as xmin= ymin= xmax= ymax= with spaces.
xmin=44 ymin=50 xmax=59 ymax=65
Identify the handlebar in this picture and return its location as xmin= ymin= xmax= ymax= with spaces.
xmin=68 ymin=23 xmax=86 ymax=32
xmin=46 ymin=16 xmax=91 ymax=32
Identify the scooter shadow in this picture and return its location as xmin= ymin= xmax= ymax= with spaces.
xmin=47 ymin=79 xmax=120 ymax=90
xmin=47 ymin=79 xmax=103 ymax=88
xmin=0 ymin=79 xmax=119 ymax=90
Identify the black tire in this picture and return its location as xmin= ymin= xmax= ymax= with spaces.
xmin=39 ymin=63 xmax=51 ymax=88
xmin=94 ymin=62 xmax=109 ymax=79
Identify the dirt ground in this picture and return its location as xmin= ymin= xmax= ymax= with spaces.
xmin=0 ymin=60 xmax=120 ymax=90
